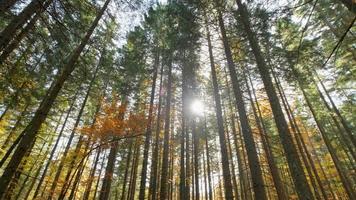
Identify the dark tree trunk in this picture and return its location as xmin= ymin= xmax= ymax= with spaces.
xmin=138 ymin=51 xmax=159 ymax=200
xmin=31 ymin=90 xmax=79 ymax=199
xmin=204 ymin=15 xmax=234 ymax=200
xmin=192 ymin=120 xmax=200 ymax=200
xmin=149 ymin=63 xmax=164 ymax=200
xmin=215 ymin=8 xmax=267 ymax=199
xmin=234 ymin=1 xmax=314 ymax=199
xmin=203 ymin=116 xmax=213 ymax=200
xmin=244 ymin=69 xmax=288 ymax=200
xmin=127 ymin=141 xmax=141 ymax=200
xmin=83 ymin=146 xmax=102 ymax=200
xmin=94 ymin=152 xmax=107 ymax=200
xmin=99 ymin=142 xmax=119 ymax=200
xmin=159 ymin=55 xmax=173 ymax=200
xmin=120 ymin=140 xmax=134 ymax=200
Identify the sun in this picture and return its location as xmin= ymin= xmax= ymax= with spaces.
xmin=190 ymin=99 xmax=204 ymax=116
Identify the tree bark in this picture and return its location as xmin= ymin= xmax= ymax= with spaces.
xmin=138 ymin=50 xmax=159 ymax=200
xmin=234 ymin=1 xmax=314 ymax=199
xmin=99 ymin=142 xmax=119 ymax=200
xmin=83 ymin=146 xmax=102 ymax=200
xmin=31 ymin=90 xmax=79 ymax=199
xmin=149 ymin=62 xmax=164 ymax=200
xmin=215 ymin=8 xmax=267 ymax=199
xmin=159 ymin=55 xmax=173 ymax=200
xmin=204 ymin=14 xmax=234 ymax=199
xmin=244 ymin=69 xmax=288 ymax=200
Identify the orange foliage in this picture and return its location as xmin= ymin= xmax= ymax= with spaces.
xmin=79 ymin=99 xmax=147 ymax=141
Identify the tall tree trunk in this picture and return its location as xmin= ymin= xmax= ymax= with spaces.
xmin=0 ymin=0 xmax=110 ymax=195
xmin=49 ymin=66 xmax=101 ymax=199
xmin=204 ymin=14 xmax=234 ymax=200
xmin=94 ymin=152 xmax=107 ymax=200
xmin=185 ymin=123 xmax=191 ymax=200
xmin=179 ymin=120 xmax=186 ymax=200
xmin=99 ymin=142 xmax=119 ymax=200
xmin=120 ymin=140 xmax=134 ymax=200
xmin=192 ymin=120 xmax=200 ymax=200
xmin=83 ymin=146 xmax=102 ymax=200
xmin=288 ymin=57 xmax=356 ymax=199
xmin=138 ymin=51 xmax=159 ymax=200
xmin=180 ymin=52 xmax=188 ymax=200
xmin=202 ymin=143 xmax=208 ymax=200
xmin=31 ymin=89 xmax=80 ymax=199
xmin=203 ymin=116 xmax=213 ymax=200
xmin=234 ymin=1 xmax=314 ymax=199
xmin=149 ymin=63 xmax=164 ymax=200
xmin=68 ymin=144 xmax=91 ymax=200
xmin=244 ymin=69 xmax=288 ymax=200
xmin=128 ymin=140 xmax=141 ymax=200
xmin=159 ymin=55 xmax=173 ymax=200
xmin=214 ymin=8 xmax=267 ymax=199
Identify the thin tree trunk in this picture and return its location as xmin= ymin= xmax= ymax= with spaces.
xmin=127 ymin=140 xmax=140 ymax=200
xmin=204 ymin=14 xmax=235 ymax=199
xmin=31 ymin=89 xmax=80 ymax=199
xmin=159 ymin=55 xmax=173 ymax=200
xmin=243 ymin=68 xmax=288 ymax=199
xmin=94 ymin=152 xmax=108 ymax=200
xmin=192 ymin=120 xmax=200 ymax=200
xmin=138 ymin=50 xmax=159 ymax=200
xmin=149 ymin=62 xmax=164 ymax=200
xmin=203 ymin=116 xmax=213 ymax=200
xmin=99 ymin=142 xmax=119 ymax=200
xmin=83 ymin=146 xmax=102 ymax=200
xmin=121 ymin=140 xmax=134 ymax=200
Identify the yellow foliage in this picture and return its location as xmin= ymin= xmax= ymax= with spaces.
xmin=79 ymin=99 xmax=147 ymax=141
